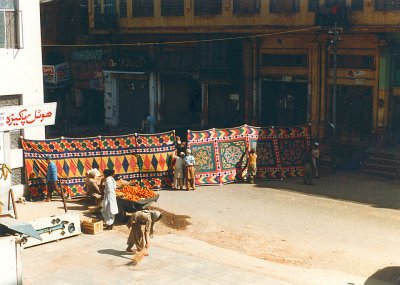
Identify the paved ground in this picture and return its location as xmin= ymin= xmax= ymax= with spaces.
xmin=16 ymin=171 xmax=400 ymax=285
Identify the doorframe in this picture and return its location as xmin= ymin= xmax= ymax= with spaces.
xmin=103 ymin=70 xmax=149 ymax=127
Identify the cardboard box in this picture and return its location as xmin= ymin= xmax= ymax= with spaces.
xmin=81 ymin=219 xmax=103 ymax=235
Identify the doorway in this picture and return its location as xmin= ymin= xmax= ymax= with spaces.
xmin=261 ymin=81 xmax=308 ymax=127
xmin=79 ymin=89 xmax=104 ymax=126
xmin=161 ymin=74 xmax=201 ymax=126
xmin=208 ymin=84 xmax=243 ymax=128
xmin=118 ymin=79 xmax=149 ymax=129
xmin=332 ymin=85 xmax=372 ymax=142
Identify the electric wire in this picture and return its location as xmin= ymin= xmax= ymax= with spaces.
xmin=42 ymin=26 xmax=323 ymax=47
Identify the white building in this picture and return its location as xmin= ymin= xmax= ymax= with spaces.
xmin=0 ymin=0 xmax=45 ymax=200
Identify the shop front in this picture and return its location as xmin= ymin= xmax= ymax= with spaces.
xmin=103 ymin=50 xmax=152 ymax=129
xmin=333 ymin=85 xmax=373 ymax=142
xmin=261 ymin=80 xmax=308 ymax=127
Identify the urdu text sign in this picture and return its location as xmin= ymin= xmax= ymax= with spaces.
xmin=0 ymin=103 xmax=57 ymax=131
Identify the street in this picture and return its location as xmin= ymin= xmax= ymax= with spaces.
xmin=19 ymin=171 xmax=400 ymax=285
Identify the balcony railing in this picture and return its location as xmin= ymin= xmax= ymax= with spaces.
xmin=0 ymin=10 xmax=23 ymax=49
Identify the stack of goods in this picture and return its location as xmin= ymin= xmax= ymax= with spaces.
xmin=116 ymin=184 xmax=157 ymax=202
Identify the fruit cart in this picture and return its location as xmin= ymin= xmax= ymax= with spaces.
xmin=115 ymin=184 xmax=159 ymax=221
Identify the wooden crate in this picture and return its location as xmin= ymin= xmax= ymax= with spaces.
xmin=81 ymin=218 xmax=103 ymax=235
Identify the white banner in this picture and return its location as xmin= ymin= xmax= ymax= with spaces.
xmin=0 ymin=103 xmax=57 ymax=131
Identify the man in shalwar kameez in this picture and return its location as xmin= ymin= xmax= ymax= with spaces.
xmin=100 ymin=169 xmax=118 ymax=230
xmin=126 ymin=209 xmax=162 ymax=255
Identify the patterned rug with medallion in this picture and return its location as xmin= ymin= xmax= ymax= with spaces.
xmin=187 ymin=124 xmax=311 ymax=185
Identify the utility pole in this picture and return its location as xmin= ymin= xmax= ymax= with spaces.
xmin=328 ymin=22 xmax=341 ymax=173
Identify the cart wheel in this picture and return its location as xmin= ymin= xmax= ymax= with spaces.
xmin=116 ymin=210 xmax=127 ymax=222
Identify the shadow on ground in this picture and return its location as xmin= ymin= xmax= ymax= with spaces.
xmin=365 ymin=267 xmax=400 ymax=285
xmin=98 ymin=249 xmax=132 ymax=260
xmin=253 ymin=171 xmax=400 ymax=211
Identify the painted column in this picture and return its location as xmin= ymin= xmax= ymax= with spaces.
xmin=201 ymin=83 xmax=208 ymax=128
xmin=252 ymin=39 xmax=259 ymax=125
xmin=157 ymin=73 xmax=162 ymax=123
xmin=309 ymin=43 xmax=322 ymax=139
xmin=320 ymin=39 xmax=328 ymax=139
xmin=377 ymin=41 xmax=390 ymax=132
xmin=242 ymin=39 xmax=258 ymax=125
xmin=149 ymin=72 xmax=157 ymax=120
xmin=103 ymin=71 xmax=118 ymax=127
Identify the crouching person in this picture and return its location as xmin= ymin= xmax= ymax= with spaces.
xmin=126 ymin=210 xmax=162 ymax=264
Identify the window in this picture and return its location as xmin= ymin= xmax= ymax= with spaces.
xmin=120 ymin=0 xmax=127 ymax=17
xmin=194 ymin=0 xmax=222 ymax=16
xmin=104 ymin=0 xmax=117 ymax=16
xmin=329 ymin=54 xmax=375 ymax=69
xmin=132 ymin=0 xmax=154 ymax=17
xmin=94 ymin=0 xmax=102 ymax=26
xmin=375 ymin=0 xmax=400 ymax=10
xmin=351 ymin=0 xmax=364 ymax=10
xmin=261 ymin=54 xmax=308 ymax=67
xmin=270 ymin=0 xmax=300 ymax=13
xmin=233 ymin=0 xmax=260 ymax=15
xmin=161 ymin=0 xmax=184 ymax=16
xmin=308 ymin=0 xmax=319 ymax=12
xmin=0 ymin=0 xmax=20 ymax=49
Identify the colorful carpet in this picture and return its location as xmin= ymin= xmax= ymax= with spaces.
xmin=187 ymin=124 xmax=311 ymax=185
xmin=22 ymin=131 xmax=175 ymax=199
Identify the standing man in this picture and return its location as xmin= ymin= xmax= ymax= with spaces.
xmin=101 ymin=169 xmax=118 ymax=230
xmin=45 ymin=155 xmax=61 ymax=202
xmin=247 ymin=148 xmax=257 ymax=184
xmin=184 ymin=149 xmax=196 ymax=190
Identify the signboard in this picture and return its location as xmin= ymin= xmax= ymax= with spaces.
xmin=107 ymin=52 xmax=149 ymax=71
xmin=0 ymin=103 xmax=57 ymax=131
xmin=42 ymin=65 xmax=56 ymax=84
xmin=43 ymin=62 xmax=72 ymax=84
xmin=71 ymin=49 xmax=103 ymax=61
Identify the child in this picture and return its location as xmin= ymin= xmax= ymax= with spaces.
xmin=247 ymin=148 xmax=257 ymax=184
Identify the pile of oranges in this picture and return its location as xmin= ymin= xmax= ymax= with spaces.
xmin=116 ymin=184 xmax=157 ymax=202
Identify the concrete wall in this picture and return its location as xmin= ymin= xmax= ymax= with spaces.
xmin=0 ymin=0 xmax=45 ymax=198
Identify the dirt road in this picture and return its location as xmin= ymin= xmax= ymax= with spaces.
xmin=115 ymin=172 xmax=400 ymax=279
xmin=17 ymin=171 xmax=400 ymax=281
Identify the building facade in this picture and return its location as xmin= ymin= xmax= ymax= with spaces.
xmin=45 ymin=0 xmax=400 ymax=146
xmin=0 ymin=0 xmax=46 ymax=198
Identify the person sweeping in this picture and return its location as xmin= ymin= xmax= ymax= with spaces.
xmin=126 ymin=209 xmax=162 ymax=265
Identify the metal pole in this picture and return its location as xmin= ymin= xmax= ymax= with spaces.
xmin=332 ymin=21 xmax=338 ymax=173
xmin=331 ymin=21 xmax=339 ymax=173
